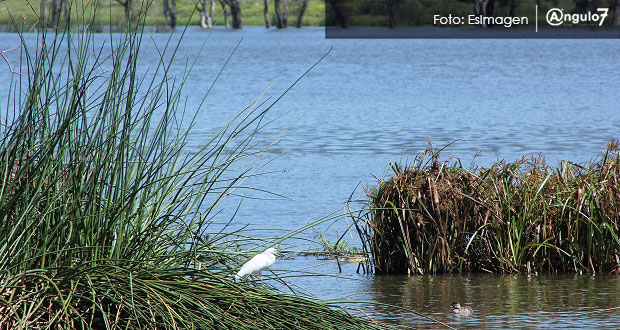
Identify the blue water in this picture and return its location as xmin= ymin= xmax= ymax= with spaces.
xmin=1 ymin=26 xmax=619 ymax=329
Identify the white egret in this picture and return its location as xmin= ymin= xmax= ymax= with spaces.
xmin=235 ymin=247 xmax=279 ymax=280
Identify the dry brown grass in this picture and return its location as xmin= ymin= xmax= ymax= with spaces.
xmin=365 ymin=141 xmax=620 ymax=275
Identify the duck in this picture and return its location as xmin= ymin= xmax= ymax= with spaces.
xmin=450 ymin=302 xmax=473 ymax=316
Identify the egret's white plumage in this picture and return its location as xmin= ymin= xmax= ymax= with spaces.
xmin=235 ymin=248 xmax=278 ymax=280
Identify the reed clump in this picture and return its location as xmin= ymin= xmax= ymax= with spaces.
xmin=366 ymin=142 xmax=620 ymax=275
xmin=0 ymin=8 xmax=387 ymax=329
xmin=0 ymin=267 xmax=383 ymax=329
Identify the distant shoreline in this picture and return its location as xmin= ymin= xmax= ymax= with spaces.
xmin=0 ymin=24 xmax=326 ymax=33
xmin=0 ymin=0 xmax=325 ymax=29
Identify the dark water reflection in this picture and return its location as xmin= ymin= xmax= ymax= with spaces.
xmin=366 ymin=273 xmax=620 ymax=329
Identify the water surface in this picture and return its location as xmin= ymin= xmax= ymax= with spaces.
xmin=1 ymin=26 xmax=619 ymax=329
xmin=365 ymin=273 xmax=620 ymax=329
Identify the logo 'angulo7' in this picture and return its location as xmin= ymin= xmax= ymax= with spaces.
xmin=546 ymin=8 xmax=609 ymax=27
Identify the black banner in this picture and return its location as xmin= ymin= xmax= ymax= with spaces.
xmin=325 ymin=0 xmax=620 ymax=38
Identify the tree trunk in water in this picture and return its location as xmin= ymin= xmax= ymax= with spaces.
xmin=163 ymin=0 xmax=169 ymax=23
xmin=229 ymin=0 xmax=242 ymax=28
xmin=126 ymin=0 xmax=137 ymax=30
xmin=283 ymin=0 xmax=288 ymax=26
xmin=50 ymin=0 xmax=62 ymax=28
xmin=199 ymin=0 xmax=208 ymax=28
xmin=163 ymin=0 xmax=177 ymax=28
xmin=62 ymin=0 xmax=70 ymax=22
xmin=386 ymin=0 xmax=397 ymax=28
xmin=219 ymin=0 xmax=230 ymax=27
xmin=209 ymin=0 xmax=216 ymax=27
xmin=208 ymin=0 xmax=216 ymax=28
xmin=509 ymin=0 xmax=518 ymax=17
xmin=199 ymin=0 xmax=216 ymax=28
xmin=40 ymin=0 xmax=47 ymax=28
xmin=614 ymin=0 xmax=620 ymax=26
xmin=474 ymin=0 xmax=487 ymax=19
xmin=274 ymin=0 xmax=288 ymax=28
xmin=275 ymin=0 xmax=281 ymax=28
xmin=474 ymin=0 xmax=494 ymax=27
xmin=329 ymin=0 xmax=349 ymax=28
xmin=264 ymin=0 xmax=271 ymax=28
xmin=296 ymin=0 xmax=308 ymax=28
xmin=41 ymin=0 xmax=70 ymax=29
xmin=487 ymin=0 xmax=495 ymax=19
xmin=114 ymin=0 xmax=137 ymax=29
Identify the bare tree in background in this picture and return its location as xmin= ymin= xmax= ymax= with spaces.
xmin=199 ymin=0 xmax=217 ymax=28
xmin=386 ymin=0 xmax=400 ymax=28
xmin=114 ymin=0 xmax=137 ymax=29
xmin=220 ymin=0 xmax=241 ymax=28
xmin=574 ymin=0 xmax=606 ymax=26
xmin=40 ymin=0 xmax=70 ymax=29
xmin=163 ymin=0 xmax=177 ymax=28
xmin=328 ymin=0 xmax=350 ymax=28
xmin=264 ymin=0 xmax=271 ymax=28
xmin=474 ymin=0 xmax=495 ymax=27
xmin=614 ymin=0 xmax=620 ymax=26
xmin=200 ymin=0 xmax=232 ymax=28
xmin=229 ymin=0 xmax=242 ymax=28
xmin=40 ymin=0 xmax=47 ymax=27
xmin=220 ymin=0 xmax=230 ymax=27
xmin=274 ymin=0 xmax=288 ymax=28
xmin=296 ymin=0 xmax=309 ymax=28
xmin=575 ymin=0 xmax=620 ymax=26
xmin=508 ymin=0 xmax=519 ymax=17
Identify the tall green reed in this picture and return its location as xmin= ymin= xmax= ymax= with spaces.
xmin=0 ymin=4 xmax=395 ymax=329
xmin=0 ymin=26 xmax=257 ymax=273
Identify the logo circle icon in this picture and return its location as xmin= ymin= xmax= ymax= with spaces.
xmin=546 ymin=8 xmax=564 ymax=26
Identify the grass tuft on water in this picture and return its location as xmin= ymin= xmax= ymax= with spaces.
xmin=0 ymin=8 xmax=389 ymax=330
xmin=1 ymin=267 xmax=389 ymax=329
xmin=364 ymin=141 xmax=620 ymax=275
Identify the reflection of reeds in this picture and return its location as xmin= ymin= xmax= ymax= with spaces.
xmin=365 ymin=141 xmax=620 ymax=275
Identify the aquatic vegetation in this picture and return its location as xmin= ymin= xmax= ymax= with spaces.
xmin=364 ymin=141 xmax=620 ymax=275
xmin=0 ymin=14 xmax=389 ymax=330
xmin=314 ymin=228 xmax=364 ymax=257
xmin=0 ymin=266 xmax=395 ymax=329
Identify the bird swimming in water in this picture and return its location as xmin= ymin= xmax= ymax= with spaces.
xmin=235 ymin=248 xmax=279 ymax=280
xmin=450 ymin=302 xmax=473 ymax=316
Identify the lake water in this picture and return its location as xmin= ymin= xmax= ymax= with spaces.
xmin=1 ymin=26 xmax=619 ymax=328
